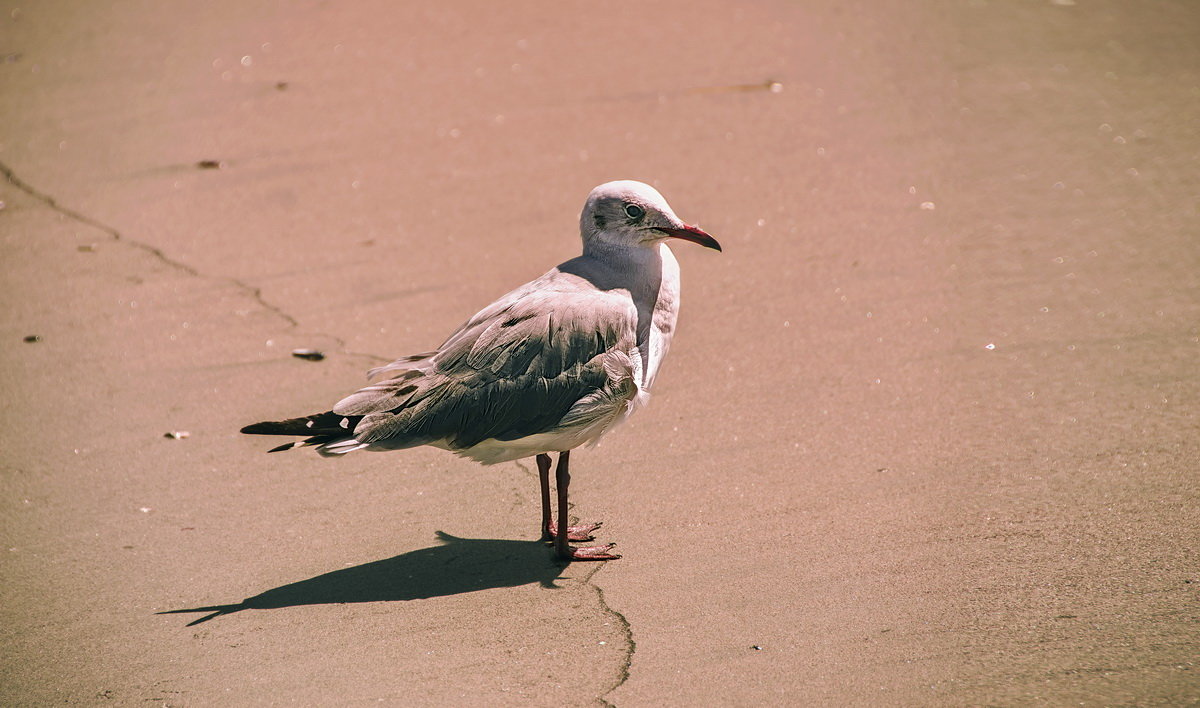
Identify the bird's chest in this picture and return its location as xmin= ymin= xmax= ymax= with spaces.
xmin=638 ymin=251 xmax=681 ymax=391
xmin=648 ymin=277 xmax=679 ymax=349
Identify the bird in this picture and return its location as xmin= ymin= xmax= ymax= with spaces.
xmin=241 ymin=180 xmax=721 ymax=561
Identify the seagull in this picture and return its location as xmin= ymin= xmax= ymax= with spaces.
xmin=241 ymin=180 xmax=721 ymax=561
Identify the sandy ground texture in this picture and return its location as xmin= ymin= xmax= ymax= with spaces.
xmin=2 ymin=0 xmax=1198 ymax=705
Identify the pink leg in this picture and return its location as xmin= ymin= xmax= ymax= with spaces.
xmin=554 ymin=451 xmax=619 ymax=562
xmin=538 ymin=452 xmax=602 ymax=542
xmin=537 ymin=453 xmax=553 ymax=540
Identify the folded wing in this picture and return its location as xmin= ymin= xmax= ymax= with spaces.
xmin=331 ymin=273 xmax=641 ymax=456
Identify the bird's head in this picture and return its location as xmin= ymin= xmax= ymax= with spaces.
xmin=579 ymin=180 xmax=721 ymax=255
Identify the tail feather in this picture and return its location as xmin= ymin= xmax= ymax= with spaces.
xmin=315 ymin=438 xmax=370 ymax=456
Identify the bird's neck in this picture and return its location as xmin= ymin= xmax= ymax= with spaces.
xmin=581 ymin=239 xmax=664 ymax=278
xmin=564 ymin=241 xmax=675 ymax=307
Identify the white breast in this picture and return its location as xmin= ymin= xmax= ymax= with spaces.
xmin=642 ymin=243 xmax=681 ymax=392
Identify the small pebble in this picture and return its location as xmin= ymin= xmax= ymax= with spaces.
xmin=292 ymin=348 xmax=326 ymax=361
xmin=164 ymin=431 xmax=190 ymax=440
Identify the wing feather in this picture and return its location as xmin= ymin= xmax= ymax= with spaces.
xmin=339 ymin=270 xmax=638 ymax=453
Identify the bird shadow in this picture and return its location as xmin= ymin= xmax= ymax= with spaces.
xmin=159 ymin=531 xmax=566 ymax=626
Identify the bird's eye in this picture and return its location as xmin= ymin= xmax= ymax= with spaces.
xmin=624 ymin=203 xmax=645 ymax=220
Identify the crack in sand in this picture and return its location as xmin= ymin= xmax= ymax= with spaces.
xmin=506 ymin=461 xmax=635 ymax=705
xmin=0 ymin=160 xmax=388 ymax=364
xmin=1 ymin=161 xmax=207 ymax=279
xmin=580 ymin=563 xmax=635 ymax=707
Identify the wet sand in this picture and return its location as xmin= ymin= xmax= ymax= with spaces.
xmin=2 ymin=1 xmax=1198 ymax=705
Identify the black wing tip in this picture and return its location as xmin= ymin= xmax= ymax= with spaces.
xmin=240 ymin=412 xmax=360 ymax=454
xmin=240 ymin=412 xmax=341 ymax=436
xmin=241 ymin=420 xmax=302 ymax=435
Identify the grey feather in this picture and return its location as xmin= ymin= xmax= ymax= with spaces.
xmin=332 ymin=269 xmax=638 ymax=453
xmin=333 ymin=369 xmax=427 ymax=416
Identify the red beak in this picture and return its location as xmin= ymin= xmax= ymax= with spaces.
xmin=657 ymin=225 xmax=722 ymax=252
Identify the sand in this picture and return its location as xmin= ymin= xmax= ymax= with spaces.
xmin=2 ymin=0 xmax=1198 ymax=705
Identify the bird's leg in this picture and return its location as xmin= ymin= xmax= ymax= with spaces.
xmin=554 ymin=451 xmax=619 ymax=561
xmin=538 ymin=452 xmax=602 ymax=542
xmin=537 ymin=453 xmax=553 ymax=541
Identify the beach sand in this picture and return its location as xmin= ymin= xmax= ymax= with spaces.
xmin=2 ymin=1 xmax=1197 ymax=704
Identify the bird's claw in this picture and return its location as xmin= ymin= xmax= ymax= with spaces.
xmin=556 ymin=542 xmax=620 ymax=562
xmin=546 ymin=520 xmax=603 ymax=542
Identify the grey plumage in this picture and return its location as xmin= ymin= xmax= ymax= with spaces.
xmin=327 ymin=269 xmax=639 ymax=459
